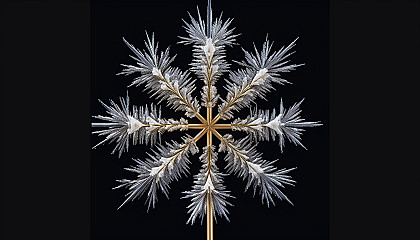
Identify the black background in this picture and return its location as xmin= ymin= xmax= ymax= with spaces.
xmin=1 ymin=0 xmax=419 ymax=240
xmin=91 ymin=0 xmax=328 ymax=239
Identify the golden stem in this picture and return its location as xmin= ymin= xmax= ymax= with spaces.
xmin=207 ymin=192 xmax=213 ymax=240
xmin=188 ymin=124 xmax=207 ymax=129
xmin=212 ymin=124 xmax=232 ymax=129
xmin=194 ymin=128 xmax=208 ymax=143
xmin=207 ymin=107 xmax=211 ymax=124
xmin=205 ymin=44 xmax=215 ymax=240
xmin=195 ymin=112 xmax=208 ymax=125
xmin=211 ymin=113 xmax=221 ymax=125
xmin=206 ymin=127 xmax=213 ymax=240
xmin=210 ymin=128 xmax=223 ymax=141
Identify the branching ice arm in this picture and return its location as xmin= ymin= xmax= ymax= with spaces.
xmin=214 ymin=38 xmax=303 ymax=122
xmin=114 ymin=129 xmax=207 ymax=210
xmin=229 ymin=99 xmax=322 ymax=152
xmin=119 ymin=34 xmax=205 ymax=122
xmin=179 ymin=2 xmax=238 ymax=109
xmin=213 ymin=131 xmax=296 ymax=206
xmin=91 ymin=95 xmax=191 ymax=157
xmin=183 ymin=145 xmax=232 ymax=224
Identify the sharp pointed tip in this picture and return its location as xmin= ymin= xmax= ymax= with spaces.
xmin=116 ymin=201 xmax=126 ymax=210
xmin=122 ymin=37 xmax=129 ymax=44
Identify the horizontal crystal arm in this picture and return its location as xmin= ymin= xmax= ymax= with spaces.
xmin=91 ymin=122 xmax=192 ymax=130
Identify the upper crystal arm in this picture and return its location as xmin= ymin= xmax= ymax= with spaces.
xmin=119 ymin=33 xmax=201 ymax=119
xmin=215 ymin=38 xmax=303 ymax=121
xmin=179 ymin=7 xmax=238 ymax=108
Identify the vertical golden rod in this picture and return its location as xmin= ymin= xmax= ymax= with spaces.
xmin=206 ymin=190 xmax=213 ymax=240
xmin=208 ymin=105 xmax=212 ymax=124
xmin=207 ymin=106 xmax=211 ymax=125
xmin=206 ymin=129 xmax=213 ymax=240
xmin=206 ymin=104 xmax=213 ymax=240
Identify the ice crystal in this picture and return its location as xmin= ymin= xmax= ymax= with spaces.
xmin=92 ymin=0 xmax=321 ymax=225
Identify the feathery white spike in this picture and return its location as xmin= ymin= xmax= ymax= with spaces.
xmin=252 ymin=68 xmax=270 ymax=86
xmin=127 ymin=115 xmax=144 ymax=134
xmin=265 ymin=113 xmax=283 ymax=134
xmin=203 ymin=176 xmax=215 ymax=191
xmin=248 ymin=118 xmax=264 ymax=131
xmin=150 ymin=156 xmax=176 ymax=179
xmin=202 ymin=38 xmax=216 ymax=61
xmin=152 ymin=67 xmax=163 ymax=79
xmin=247 ymin=161 xmax=264 ymax=177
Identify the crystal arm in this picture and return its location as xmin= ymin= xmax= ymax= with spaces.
xmin=179 ymin=3 xmax=238 ymax=108
xmin=214 ymin=38 xmax=302 ymax=123
xmin=212 ymin=130 xmax=296 ymax=206
xmin=114 ymin=129 xmax=207 ymax=210
xmin=183 ymin=144 xmax=232 ymax=224
xmin=119 ymin=33 xmax=205 ymax=122
xmin=91 ymin=94 xmax=193 ymax=157
xmin=151 ymin=68 xmax=207 ymax=123
xmin=230 ymin=99 xmax=322 ymax=152
xmin=213 ymin=70 xmax=268 ymax=123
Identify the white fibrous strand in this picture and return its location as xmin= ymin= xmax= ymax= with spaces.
xmin=91 ymin=0 xmax=322 ymax=225
xmin=216 ymin=37 xmax=304 ymax=120
xmin=91 ymin=94 xmax=189 ymax=157
xmin=218 ymin=134 xmax=296 ymax=206
xmin=231 ymin=99 xmax=322 ymax=152
xmin=183 ymin=146 xmax=232 ymax=224
xmin=114 ymin=135 xmax=199 ymax=210
xmin=119 ymin=33 xmax=200 ymax=118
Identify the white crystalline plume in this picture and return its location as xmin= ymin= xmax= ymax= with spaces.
xmin=265 ymin=113 xmax=283 ymax=134
xmin=91 ymin=0 xmax=321 ymax=225
xmin=202 ymin=38 xmax=216 ymax=61
xmin=252 ymin=68 xmax=270 ymax=86
xmin=127 ymin=116 xmax=144 ymax=134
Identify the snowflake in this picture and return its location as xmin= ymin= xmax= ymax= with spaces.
xmin=91 ymin=0 xmax=321 ymax=227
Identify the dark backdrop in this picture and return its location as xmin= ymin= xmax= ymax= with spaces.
xmin=91 ymin=0 xmax=329 ymax=239
xmin=1 ymin=0 xmax=419 ymax=240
